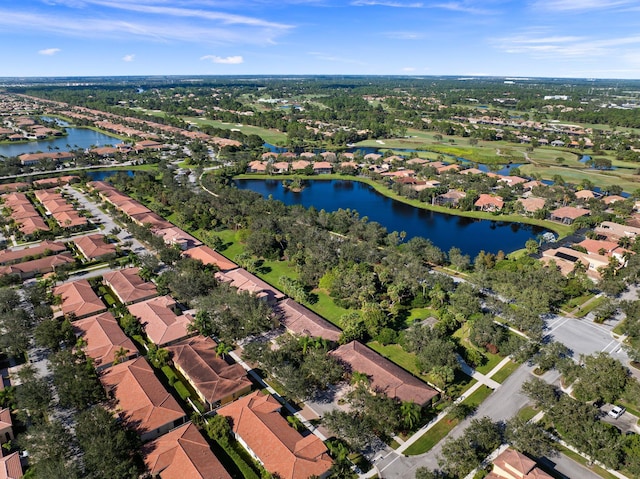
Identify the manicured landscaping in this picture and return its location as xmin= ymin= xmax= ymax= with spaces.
xmin=516 ymin=405 xmax=538 ymax=422
xmin=490 ymin=360 xmax=520 ymax=384
xmin=573 ymin=295 xmax=607 ymax=318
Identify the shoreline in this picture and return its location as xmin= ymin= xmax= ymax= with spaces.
xmin=233 ymin=173 xmax=574 ymax=238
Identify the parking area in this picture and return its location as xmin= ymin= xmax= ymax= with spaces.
xmin=601 ymin=405 xmax=639 ymax=434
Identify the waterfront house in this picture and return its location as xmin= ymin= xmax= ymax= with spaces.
xmin=549 ymin=206 xmax=590 ymax=224
xmin=435 ymin=189 xmax=466 ymax=207
xmin=517 ymin=197 xmax=546 ymax=215
xmin=214 ymin=268 xmax=285 ymax=303
xmin=312 ymin=161 xmax=333 ymax=174
xmin=474 ymin=194 xmax=504 ymax=212
xmin=217 ymin=391 xmax=333 ymax=479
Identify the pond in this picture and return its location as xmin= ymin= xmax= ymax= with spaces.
xmin=0 ymin=128 xmax=121 ymax=158
xmin=85 ymin=170 xmax=135 ymax=181
xmin=235 ymin=179 xmax=549 ymax=257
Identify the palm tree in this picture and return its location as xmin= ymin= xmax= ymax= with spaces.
xmin=113 ymin=346 xmax=129 ymax=365
xmin=215 ymin=342 xmax=232 ymax=360
xmin=400 ymin=401 xmax=422 ymax=430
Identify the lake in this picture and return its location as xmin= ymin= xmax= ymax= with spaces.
xmin=235 ymin=179 xmax=548 ymax=257
xmin=0 ymin=128 xmax=120 ymax=158
xmin=86 ymin=170 xmax=135 ymax=181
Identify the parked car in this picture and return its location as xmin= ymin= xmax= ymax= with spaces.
xmin=608 ymin=406 xmax=626 ymax=419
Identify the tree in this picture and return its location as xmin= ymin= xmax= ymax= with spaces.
xmin=14 ymin=365 xmax=52 ymax=423
xmin=34 ymin=318 xmax=75 ymax=351
xmin=49 ymin=350 xmax=104 ymax=410
xmin=400 ymin=401 xmax=422 ymax=431
xmin=205 ymin=414 xmax=232 ymax=444
xmin=18 ymin=420 xmax=80 ymax=479
xmin=75 ymin=406 xmax=141 ymax=479
xmin=521 ymin=378 xmax=559 ymax=410
xmin=572 ymin=353 xmax=629 ymax=404
xmin=505 ymin=416 xmax=556 ymax=457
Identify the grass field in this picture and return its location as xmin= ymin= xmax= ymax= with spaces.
xmin=490 ymin=360 xmax=520 ymax=384
xmin=183 ymin=117 xmax=288 ymax=145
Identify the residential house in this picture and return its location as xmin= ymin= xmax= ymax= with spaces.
xmin=74 ymin=234 xmax=117 ymax=262
xmin=475 ymin=194 xmax=504 ymax=212
xmin=127 ymin=295 xmax=193 ymax=346
xmin=0 ymin=253 xmax=75 ymax=280
xmin=181 ymin=245 xmax=238 ymax=273
xmin=247 ymin=161 xmax=267 ymax=173
xmin=100 ymin=357 xmax=187 ymax=442
xmin=0 ymin=409 xmax=13 ymax=444
xmin=575 ymin=189 xmax=597 ymax=201
xmin=274 ymin=299 xmax=341 ymax=342
xmin=72 ymin=311 xmax=138 ymax=371
xmin=517 ymin=197 xmax=546 ymax=215
xmin=330 ymin=341 xmax=439 ymax=406
xmin=0 ymin=452 xmax=23 ymax=479
xmin=603 ymin=195 xmax=626 ymax=206
xmin=0 ymin=240 xmax=66 ymax=265
xmin=291 ymin=160 xmax=311 ymax=171
xmin=143 ymin=423 xmax=231 ymax=479
xmin=312 ymin=161 xmax=333 ymax=174
xmin=152 ymin=226 xmax=201 ymax=251
xmin=549 ymin=206 xmax=590 ymax=225
xmin=272 ymin=161 xmax=290 ymax=174
xmin=53 ymin=279 xmax=107 ymax=320
xmin=486 ymin=448 xmax=552 ymax=479
xmin=103 ymin=267 xmax=158 ymax=305
xmin=167 ymin=336 xmax=251 ymax=410
xmin=498 ymin=176 xmax=527 ymax=187
xmin=217 ymin=391 xmax=332 ymax=479
xmin=541 ymin=247 xmax=608 ymax=280
xmin=595 ymin=221 xmax=640 ymax=242
xmin=214 ymin=268 xmax=285 ymax=303
xmin=435 ymin=189 xmax=466 ymax=207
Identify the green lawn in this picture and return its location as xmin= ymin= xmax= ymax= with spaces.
xmin=306 ymin=289 xmax=350 ymax=328
xmin=573 ymin=295 xmax=607 ymax=318
xmin=490 ymin=360 xmax=520 ymax=384
xmin=463 ymin=385 xmax=493 ymax=408
xmin=367 ymin=341 xmax=423 ymax=377
xmin=403 ymin=415 xmax=460 ymax=456
xmin=183 ymin=117 xmax=288 ymax=145
xmin=516 ymin=405 xmax=538 ymax=422
xmin=475 ymin=351 xmax=504 ymax=375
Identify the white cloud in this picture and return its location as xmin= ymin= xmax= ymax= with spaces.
xmin=122 ymin=54 xmax=135 ymax=61
xmin=351 ymin=1 xmax=424 ymax=7
xmin=432 ymin=2 xmax=494 ymax=14
xmin=530 ymin=0 xmax=637 ymax=11
xmin=402 ymin=67 xmax=416 ymax=72
xmin=384 ymin=31 xmax=425 ymax=40
xmin=200 ymin=54 xmax=244 ymax=64
xmin=38 ymin=48 xmax=61 ymax=55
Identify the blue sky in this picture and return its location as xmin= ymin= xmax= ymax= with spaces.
xmin=2 ymin=0 xmax=640 ymax=78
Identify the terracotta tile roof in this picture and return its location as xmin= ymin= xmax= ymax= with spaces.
xmin=53 ymin=279 xmax=107 ymax=319
xmin=74 ymin=234 xmax=117 ymax=260
xmin=0 ymin=452 xmax=23 ymax=479
xmin=474 ymin=194 xmax=504 ymax=210
xmin=577 ymin=238 xmax=619 ymax=255
xmin=127 ymin=295 xmax=192 ymax=346
xmin=595 ymin=221 xmax=640 ymax=240
xmin=217 ymin=391 xmax=332 ymax=479
xmin=143 ymin=423 xmax=231 ymax=479
xmin=575 ymin=189 xmax=597 ymax=200
xmin=313 ymin=161 xmax=333 ymax=170
xmin=330 ymin=341 xmax=438 ymax=406
xmin=167 ymin=337 xmax=251 ymax=407
xmin=0 ymin=409 xmax=12 ymax=431
xmin=130 ymin=211 xmax=172 ymax=229
xmin=603 ymin=195 xmax=625 ymax=205
xmin=0 ymin=252 xmax=74 ymax=278
xmin=491 ymin=448 xmax=553 ymax=479
xmin=274 ymin=299 xmax=341 ymax=342
xmin=291 ymin=160 xmax=311 ymax=170
xmin=100 ymin=357 xmax=186 ymax=438
xmin=550 ymin=206 xmax=590 ymax=220
xmin=54 ymin=210 xmax=88 ymax=228
xmin=103 ymin=267 xmax=158 ymax=304
xmin=17 ymin=216 xmax=50 ymax=235
xmin=116 ymin=200 xmax=151 ymax=217
xmin=0 ymin=240 xmax=66 ymax=265
xmin=73 ymin=311 xmax=138 ymax=369
xmin=182 ymin=246 xmax=238 ymax=272
xmin=518 ymin=197 xmax=546 ymax=213
xmin=214 ymin=268 xmax=285 ymax=303
xmin=152 ymin=226 xmax=202 ymax=250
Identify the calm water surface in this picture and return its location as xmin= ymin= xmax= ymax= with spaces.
xmin=0 ymin=128 xmax=120 ymax=158
xmin=236 ymin=179 xmax=548 ymax=257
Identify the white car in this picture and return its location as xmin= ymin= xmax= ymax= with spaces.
xmin=608 ymin=406 xmax=626 ymax=419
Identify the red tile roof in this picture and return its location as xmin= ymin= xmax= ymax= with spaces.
xmin=73 ymin=311 xmax=138 ymax=370
xmin=74 ymin=234 xmax=117 ymax=260
xmin=214 ymin=268 xmax=285 ymax=303
xmin=143 ymin=423 xmax=231 ymax=479
xmin=274 ymin=299 xmax=341 ymax=342
xmin=167 ymin=336 xmax=251 ymax=407
xmin=330 ymin=341 xmax=438 ymax=406
xmin=0 ymin=452 xmax=23 ymax=479
xmin=550 ymin=206 xmax=590 ymax=220
xmin=182 ymin=245 xmax=238 ymax=273
xmin=127 ymin=295 xmax=192 ymax=346
xmin=53 ymin=279 xmax=107 ymax=319
xmin=0 ymin=240 xmax=66 ymax=265
xmin=0 ymin=252 xmax=74 ymax=278
xmin=103 ymin=267 xmax=158 ymax=304
xmin=217 ymin=391 xmax=332 ymax=479
xmin=100 ymin=357 xmax=186 ymax=438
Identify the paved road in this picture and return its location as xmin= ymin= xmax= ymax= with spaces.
xmin=375 ymin=364 xmax=549 ymax=478
xmin=539 ymin=453 xmax=604 ymax=479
